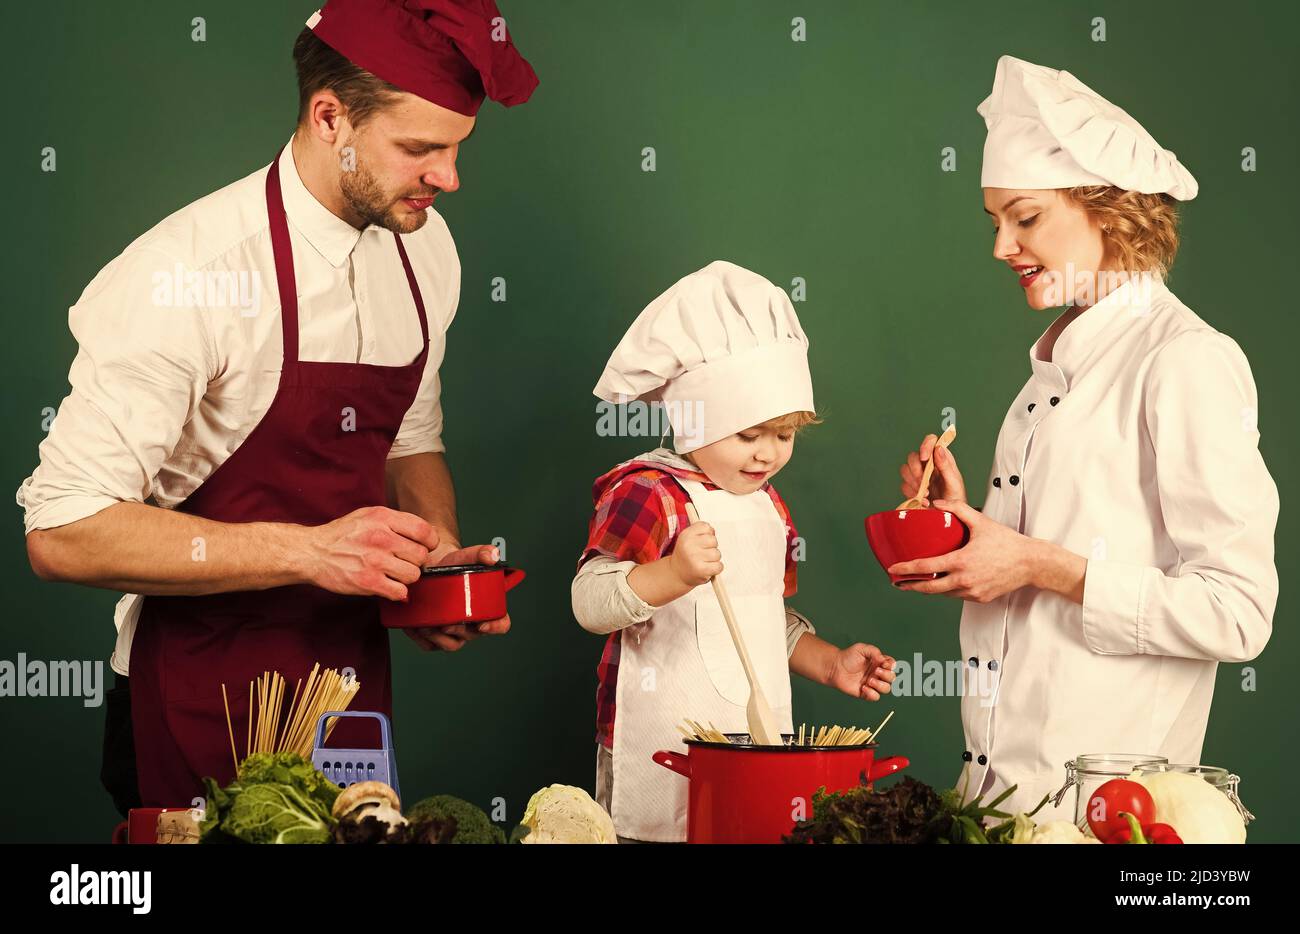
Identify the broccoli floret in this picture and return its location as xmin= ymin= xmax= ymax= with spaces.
xmin=408 ymin=815 xmax=458 ymax=844
xmin=406 ymin=795 xmax=505 ymax=844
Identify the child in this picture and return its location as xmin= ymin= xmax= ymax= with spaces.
xmin=573 ymin=261 xmax=896 ymax=843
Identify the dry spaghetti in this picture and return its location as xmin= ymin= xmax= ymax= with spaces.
xmin=221 ymin=664 xmax=361 ymax=771
xmin=678 ymin=710 xmax=896 ymax=748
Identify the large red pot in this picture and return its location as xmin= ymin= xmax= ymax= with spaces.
xmin=653 ymin=735 xmax=909 ymax=843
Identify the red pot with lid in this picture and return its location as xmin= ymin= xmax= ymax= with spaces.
xmin=653 ymin=734 xmax=909 ymax=843
xmin=379 ymin=562 xmax=525 ymax=629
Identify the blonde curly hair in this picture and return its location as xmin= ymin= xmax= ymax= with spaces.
xmin=1064 ymin=186 xmax=1182 ymax=279
xmin=761 ymin=411 xmax=822 ymax=433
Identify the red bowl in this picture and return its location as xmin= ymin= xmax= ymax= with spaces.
xmin=865 ymin=508 xmax=969 ymax=586
xmin=380 ymin=563 xmax=525 ymax=628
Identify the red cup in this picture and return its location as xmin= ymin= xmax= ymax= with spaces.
xmin=111 ymin=807 xmax=192 ymax=844
xmin=865 ymin=508 xmax=969 ymax=586
xmin=379 ymin=563 xmax=525 ymax=629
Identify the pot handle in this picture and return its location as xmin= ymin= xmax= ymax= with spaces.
xmin=867 ymin=755 xmax=909 ymax=784
xmin=504 ymin=567 xmax=526 ymax=591
xmin=652 ymin=749 xmax=691 ymax=778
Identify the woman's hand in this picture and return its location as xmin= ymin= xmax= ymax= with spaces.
xmin=899 ymin=434 xmax=967 ymax=507
xmin=890 ymin=500 xmax=1088 ymax=604
xmin=889 ymin=500 xmax=1038 ymax=603
xmin=827 ymin=643 xmax=896 ymax=701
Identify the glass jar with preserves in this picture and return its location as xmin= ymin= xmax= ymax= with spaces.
xmin=1051 ymin=753 xmax=1169 ymax=828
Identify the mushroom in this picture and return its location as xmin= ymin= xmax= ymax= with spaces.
xmin=332 ymin=781 xmax=408 ymax=844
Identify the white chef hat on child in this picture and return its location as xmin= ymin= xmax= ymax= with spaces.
xmin=978 ymin=55 xmax=1197 ymax=200
xmin=593 ymin=261 xmax=815 ymax=454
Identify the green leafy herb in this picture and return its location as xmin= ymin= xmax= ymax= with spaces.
xmin=785 ymin=773 xmax=1051 ymax=845
xmin=784 ymin=777 xmax=946 ymax=844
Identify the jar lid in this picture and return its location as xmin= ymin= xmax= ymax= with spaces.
xmin=1071 ymin=753 xmax=1169 ymax=775
xmin=1132 ymin=763 xmax=1231 ymax=784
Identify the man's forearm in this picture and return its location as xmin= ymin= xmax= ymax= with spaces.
xmin=26 ymin=501 xmax=312 ymax=595
xmin=387 ymin=451 xmax=460 ymax=549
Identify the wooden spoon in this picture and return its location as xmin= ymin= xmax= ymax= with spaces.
xmin=684 ymin=502 xmax=785 ymax=746
xmin=897 ymin=424 xmax=957 ymax=510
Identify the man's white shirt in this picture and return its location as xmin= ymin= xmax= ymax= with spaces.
xmin=16 ymin=139 xmax=461 ymax=674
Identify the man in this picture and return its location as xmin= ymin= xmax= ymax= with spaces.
xmin=16 ymin=0 xmax=537 ymax=811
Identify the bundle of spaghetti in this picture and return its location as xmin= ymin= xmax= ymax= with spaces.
xmin=677 ymin=719 xmax=732 ymax=744
xmin=676 ymin=710 xmax=898 ymax=749
xmin=794 ymin=710 xmax=896 ymax=747
xmin=221 ymin=664 xmax=362 ymax=770
xmin=794 ymin=723 xmax=871 ymax=746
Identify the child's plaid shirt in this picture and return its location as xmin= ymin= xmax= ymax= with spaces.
xmin=577 ymin=449 xmax=801 ymax=748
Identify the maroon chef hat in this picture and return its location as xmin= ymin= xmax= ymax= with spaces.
xmin=306 ymin=0 xmax=538 ymax=116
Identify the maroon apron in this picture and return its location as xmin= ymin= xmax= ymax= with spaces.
xmin=129 ymin=154 xmax=431 ymax=806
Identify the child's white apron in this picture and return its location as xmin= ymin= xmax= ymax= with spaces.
xmin=610 ymin=477 xmax=794 ymax=841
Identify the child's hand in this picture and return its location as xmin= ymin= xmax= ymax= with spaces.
xmin=669 ymin=520 xmax=723 ymax=587
xmin=828 ymin=644 xmax=896 ymax=701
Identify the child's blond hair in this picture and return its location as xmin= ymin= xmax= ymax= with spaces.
xmin=758 ymin=410 xmax=822 ymax=433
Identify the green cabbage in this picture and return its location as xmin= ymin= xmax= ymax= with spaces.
xmin=517 ymin=784 xmax=617 ymax=844
xmin=235 ymin=752 xmax=341 ymax=815
xmin=199 ymin=752 xmax=341 ymax=844
xmin=224 ymin=783 xmax=334 ymax=845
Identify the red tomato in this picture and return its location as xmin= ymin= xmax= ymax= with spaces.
xmin=1086 ymin=779 xmax=1156 ymax=843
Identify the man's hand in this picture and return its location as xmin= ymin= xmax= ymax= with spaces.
xmin=304 ymin=506 xmax=438 ymax=600
xmin=402 ymin=543 xmax=513 ymax=653
xmin=827 ymin=643 xmax=896 ymax=701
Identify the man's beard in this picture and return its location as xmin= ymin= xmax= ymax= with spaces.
xmin=339 ymin=158 xmax=433 ymax=234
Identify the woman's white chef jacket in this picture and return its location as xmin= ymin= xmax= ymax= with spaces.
xmin=959 ymin=275 xmax=1278 ymax=820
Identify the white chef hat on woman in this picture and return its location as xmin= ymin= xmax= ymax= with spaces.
xmin=593 ymin=261 xmax=815 ymax=454
xmin=978 ymin=55 xmax=1198 ymax=200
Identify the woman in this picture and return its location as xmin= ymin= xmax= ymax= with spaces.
xmin=892 ymin=56 xmax=1278 ymax=820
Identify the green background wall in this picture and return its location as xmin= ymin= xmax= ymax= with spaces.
xmin=2 ymin=1 xmax=1294 ymax=841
